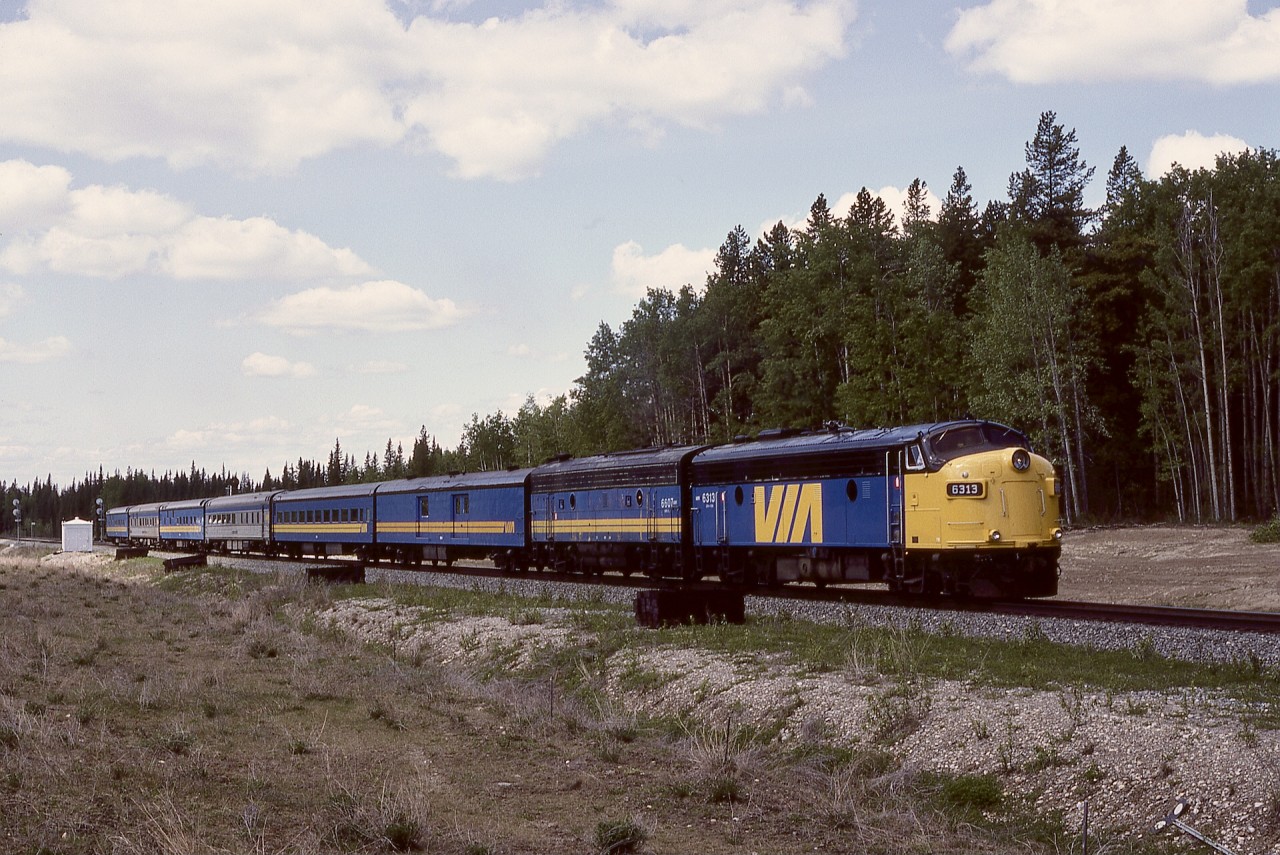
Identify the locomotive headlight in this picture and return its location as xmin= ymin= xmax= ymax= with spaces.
xmin=1052 ymin=528 xmax=1064 ymax=541
xmin=989 ymin=529 xmax=1002 ymax=543
xmin=1011 ymin=449 xmax=1031 ymax=472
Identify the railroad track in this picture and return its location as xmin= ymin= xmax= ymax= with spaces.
xmin=128 ymin=546 xmax=1280 ymax=637
xmin=758 ymin=583 xmax=1280 ymax=634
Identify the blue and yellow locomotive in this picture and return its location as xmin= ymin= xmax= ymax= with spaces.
xmin=687 ymin=421 xmax=1060 ymax=597
xmin=106 ymin=418 xmax=1061 ymax=599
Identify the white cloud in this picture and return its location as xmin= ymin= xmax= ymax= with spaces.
xmin=242 ymin=352 xmax=317 ymax=378
xmin=1147 ymin=131 xmax=1251 ymax=176
xmin=164 ymin=217 xmax=371 ymax=280
xmin=403 ymin=0 xmax=852 ymax=179
xmin=611 ymin=240 xmax=715 ymax=297
xmin=0 ymin=0 xmax=854 ymax=179
xmin=0 ymin=335 xmax=72 ymax=364
xmin=332 ymin=404 xmax=401 ymax=435
xmin=352 ymin=360 xmax=409 ymax=374
xmin=256 ymin=280 xmax=467 ymax=334
xmin=165 ymin=415 xmax=295 ymax=452
xmin=0 ymin=161 xmax=72 ymax=232
xmin=832 ymin=184 xmax=943 ymax=227
xmin=762 ymin=184 xmax=942 ymax=240
xmin=501 ymin=386 xmax=569 ymax=413
xmin=166 ymin=429 xmax=210 ymax=451
xmin=0 ymin=440 xmax=33 ymax=463
xmin=0 ymin=284 xmax=23 ymax=318
xmin=0 ymin=159 xmax=374 ymax=280
xmin=0 ymin=0 xmax=407 ymax=173
xmin=946 ymin=0 xmax=1280 ymax=84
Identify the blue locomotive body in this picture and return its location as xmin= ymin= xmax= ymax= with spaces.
xmin=689 ymin=427 xmax=912 ymax=585
xmin=528 ymin=446 xmax=702 ymax=576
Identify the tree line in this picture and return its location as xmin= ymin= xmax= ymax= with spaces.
xmin=6 ymin=111 xmax=1278 ymax=533
xmin=452 ymin=111 xmax=1280 ymax=525
xmin=2 ymin=428 xmax=455 ymax=537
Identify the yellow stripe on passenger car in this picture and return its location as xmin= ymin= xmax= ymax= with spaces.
xmin=530 ymin=518 xmax=682 ymax=536
xmin=275 ymin=524 xmax=368 ymax=534
xmin=377 ymin=521 xmax=518 ymax=535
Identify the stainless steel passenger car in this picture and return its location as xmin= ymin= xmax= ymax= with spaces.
xmin=205 ymin=491 xmax=281 ymax=554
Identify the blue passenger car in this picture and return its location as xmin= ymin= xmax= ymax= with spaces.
xmin=159 ymin=498 xmax=206 ymax=549
xmin=105 ymin=506 xmax=131 ymax=543
xmin=205 ymin=491 xmax=280 ymax=554
xmin=529 ymin=446 xmax=703 ymax=577
xmin=271 ymin=483 xmax=377 ymax=558
xmin=374 ymin=470 xmax=531 ymax=568
xmin=688 ymin=426 xmax=911 ymax=585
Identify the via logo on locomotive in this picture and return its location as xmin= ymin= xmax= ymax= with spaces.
xmin=753 ymin=482 xmax=823 ymax=544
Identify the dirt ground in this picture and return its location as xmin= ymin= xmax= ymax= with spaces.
xmin=1056 ymin=525 xmax=1280 ymax=611
xmin=1 ymin=548 xmax=1043 ymax=855
xmin=5 ymin=529 xmax=1280 ymax=854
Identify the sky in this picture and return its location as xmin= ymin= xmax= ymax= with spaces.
xmin=1 ymin=0 xmax=1278 ymax=488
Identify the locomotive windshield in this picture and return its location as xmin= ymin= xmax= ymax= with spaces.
xmin=923 ymin=422 xmax=1030 ymax=466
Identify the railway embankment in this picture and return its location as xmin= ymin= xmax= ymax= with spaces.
xmin=315 ymin=579 xmax=1280 ymax=854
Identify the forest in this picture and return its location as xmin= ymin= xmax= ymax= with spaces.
xmin=5 ymin=111 xmax=1279 ymax=533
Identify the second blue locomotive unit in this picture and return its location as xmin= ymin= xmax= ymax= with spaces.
xmin=107 ymin=419 xmax=1062 ymax=598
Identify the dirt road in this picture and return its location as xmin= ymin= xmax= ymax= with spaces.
xmin=1058 ymin=525 xmax=1280 ymax=611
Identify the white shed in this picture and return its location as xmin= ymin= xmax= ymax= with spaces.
xmin=61 ymin=517 xmax=93 ymax=553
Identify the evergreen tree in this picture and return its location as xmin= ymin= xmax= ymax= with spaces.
xmin=1007 ymin=110 xmax=1096 ymax=252
xmin=937 ymin=166 xmax=984 ymax=309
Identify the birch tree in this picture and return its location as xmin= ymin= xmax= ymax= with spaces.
xmin=970 ymin=234 xmax=1098 ymax=521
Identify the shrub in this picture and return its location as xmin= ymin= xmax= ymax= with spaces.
xmin=865 ymin=681 xmax=932 ymax=744
xmin=1251 ymin=516 xmax=1280 ymax=544
xmin=594 ymin=818 xmax=648 ymax=854
xmin=384 ymin=812 xmax=422 ymax=852
xmin=936 ymin=773 xmax=1003 ymax=815
xmin=706 ymin=776 xmax=742 ymax=804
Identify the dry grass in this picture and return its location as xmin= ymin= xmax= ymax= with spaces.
xmin=0 ymin=549 xmax=1073 ymax=854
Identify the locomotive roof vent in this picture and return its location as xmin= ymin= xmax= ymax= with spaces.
xmin=757 ymin=427 xmax=801 ymax=441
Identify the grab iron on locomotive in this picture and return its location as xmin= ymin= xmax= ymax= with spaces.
xmin=106 ymin=419 xmax=1063 ymax=598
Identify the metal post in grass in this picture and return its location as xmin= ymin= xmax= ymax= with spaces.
xmin=1153 ymin=799 xmax=1239 ymax=855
